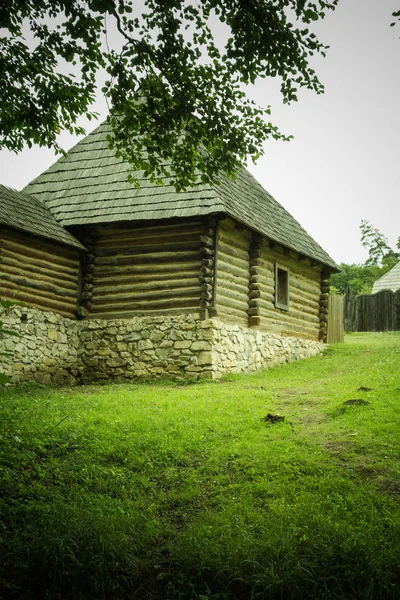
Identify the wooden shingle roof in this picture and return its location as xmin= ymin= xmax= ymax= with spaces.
xmin=0 ymin=185 xmax=85 ymax=250
xmin=25 ymin=121 xmax=337 ymax=269
xmin=372 ymin=262 xmax=400 ymax=293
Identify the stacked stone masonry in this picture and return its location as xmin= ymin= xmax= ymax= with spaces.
xmin=1 ymin=306 xmax=323 ymax=385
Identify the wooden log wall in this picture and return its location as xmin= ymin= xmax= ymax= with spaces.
xmin=319 ymin=272 xmax=330 ymax=341
xmin=199 ymin=218 xmax=217 ymax=320
xmin=258 ymin=241 xmax=322 ymax=340
xmin=86 ymin=221 xmax=204 ymax=319
xmin=0 ymin=226 xmax=81 ymax=318
xmin=214 ymin=218 xmax=250 ymax=326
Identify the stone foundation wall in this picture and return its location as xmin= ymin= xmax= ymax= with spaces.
xmin=0 ymin=306 xmax=323 ymax=385
xmin=210 ymin=321 xmax=323 ymax=376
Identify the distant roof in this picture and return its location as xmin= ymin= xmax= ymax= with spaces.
xmin=372 ymin=262 xmax=400 ymax=293
xmin=25 ymin=121 xmax=338 ymax=270
xmin=0 ymin=184 xmax=84 ymax=250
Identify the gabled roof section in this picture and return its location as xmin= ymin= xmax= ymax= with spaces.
xmin=25 ymin=121 xmax=338 ymax=269
xmin=372 ymin=262 xmax=400 ymax=293
xmin=0 ymin=185 xmax=85 ymax=251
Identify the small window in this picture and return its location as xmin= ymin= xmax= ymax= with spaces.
xmin=275 ymin=264 xmax=289 ymax=310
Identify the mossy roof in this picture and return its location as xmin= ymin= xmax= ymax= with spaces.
xmin=25 ymin=121 xmax=338 ymax=270
xmin=372 ymin=262 xmax=400 ymax=293
xmin=0 ymin=184 xmax=84 ymax=250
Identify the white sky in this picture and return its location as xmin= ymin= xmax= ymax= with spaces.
xmin=0 ymin=0 xmax=399 ymax=265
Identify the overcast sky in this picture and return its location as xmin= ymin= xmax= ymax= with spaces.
xmin=0 ymin=0 xmax=399 ymax=266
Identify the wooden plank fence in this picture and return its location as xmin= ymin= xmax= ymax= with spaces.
xmin=344 ymin=289 xmax=400 ymax=332
xmin=327 ymin=294 xmax=344 ymax=343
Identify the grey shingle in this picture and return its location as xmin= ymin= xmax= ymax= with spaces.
xmin=372 ymin=262 xmax=400 ymax=293
xmin=0 ymin=185 xmax=85 ymax=250
xmin=25 ymin=121 xmax=337 ymax=269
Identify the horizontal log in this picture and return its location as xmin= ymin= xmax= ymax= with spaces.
xmin=258 ymin=301 xmax=320 ymax=328
xmin=248 ymin=299 xmax=259 ymax=309
xmin=0 ymin=273 xmax=77 ymax=298
xmin=1 ymin=228 xmax=79 ymax=260
xmin=95 ymin=261 xmax=199 ymax=279
xmin=93 ymin=277 xmax=200 ymax=296
xmin=93 ymin=286 xmax=200 ymax=306
xmin=199 ymin=277 xmax=212 ymax=286
xmin=249 ymin=289 xmax=261 ymax=300
xmin=90 ymin=297 xmax=200 ymax=314
xmin=250 ymin=258 xmax=262 ymax=267
xmin=95 ymin=250 xmax=201 ymax=267
xmin=289 ymin=290 xmax=319 ymax=312
xmin=81 ymin=291 xmax=93 ymax=301
xmin=1 ymin=236 xmax=80 ymax=270
xmin=200 ymin=235 xmax=214 ymax=248
xmin=219 ymin=222 xmax=250 ymax=252
xmin=81 ymin=300 xmax=93 ymax=310
xmin=201 ymin=259 xmax=214 ymax=269
xmin=218 ymin=240 xmax=249 ymax=262
xmin=96 ymin=233 xmax=202 ymax=251
xmin=200 ymin=247 xmax=214 ymax=258
xmin=200 ymin=291 xmax=213 ymax=301
xmin=249 ymin=249 xmax=262 ymax=259
xmin=217 ymin=258 xmax=249 ymax=281
xmin=259 ymin=295 xmax=318 ymax=319
xmin=218 ymin=313 xmax=248 ymax=327
xmin=200 ymin=267 xmax=213 ymax=277
xmin=0 ymin=283 xmax=77 ymax=316
xmin=216 ymin=278 xmax=249 ymax=299
xmin=248 ymin=315 xmax=261 ymax=327
xmin=1 ymin=247 xmax=79 ymax=279
xmin=215 ymin=290 xmax=249 ymax=312
xmin=0 ymin=260 xmax=79 ymax=292
xmin=95 ymin=222 xmax=203 ymax=245
xmin=96 ymin=240 xmax=201 ymax=258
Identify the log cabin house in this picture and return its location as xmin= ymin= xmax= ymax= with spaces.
xmin=0 ymin=122 xmax=338 ymax=383
xmin=0 ymin=185 xmax=85 ymax=317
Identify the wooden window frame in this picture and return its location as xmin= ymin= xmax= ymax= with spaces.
xmin=275 ymin=263 xmax=290 ymax=311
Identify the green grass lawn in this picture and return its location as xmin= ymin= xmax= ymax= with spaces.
xmin=1 ymin=332 xmax=400 ymax=600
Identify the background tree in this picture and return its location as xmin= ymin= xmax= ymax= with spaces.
xmin=359 ymin=219 xmax=398 ymax=267
xmin=0 ymin=0 xmax=338 ymax=189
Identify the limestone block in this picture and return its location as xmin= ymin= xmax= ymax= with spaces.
xmin=200 ymin=370 xmax=216 ymax=380
xmin=150 ymin=331 xmax=164 ymax=343
xmin=191 ymin=341 xmax=211 ymax=351
xmin=47 ymin=329 xmax=59 ymax=342
xmin=137 ymin=339 xmax=153 ymax=350
xmin=159 ymin=340 xmax=174 ymax=348
xmin=174 ymin=340 xmax=192 ymax=349
xmin=126 ymin=332 xmax=142 ymax=342
xmin=116 ymin=342 xmax=128 ymax=352
xmin=97 ymin=347 xmax=111 ymax=357
xmin=198 ymin=351 xmax=212 ymax=366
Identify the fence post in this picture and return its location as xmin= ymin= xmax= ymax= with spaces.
xmin=327 ymin=294 xmax=344 ymax=343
